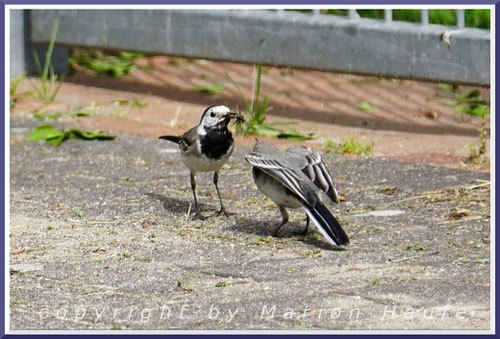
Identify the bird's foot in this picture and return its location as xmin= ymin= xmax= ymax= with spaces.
xmin=193 ymin=211 xmax=206 ymax=220
xmin=214 ymin=208 xmax=230 ymax=217
xmin=273 ymin=221 xmax=286 ymax=238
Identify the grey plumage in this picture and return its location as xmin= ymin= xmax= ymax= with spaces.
xmin=284 ymin=146 xmax=340 ymax=203
xmin=245 ymin=140 xmax=349 ymax=247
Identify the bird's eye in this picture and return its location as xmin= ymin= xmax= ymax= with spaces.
xmin=210 ymin=112 xmax=215 ymax=117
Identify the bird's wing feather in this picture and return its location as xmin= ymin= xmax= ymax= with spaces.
xmin=286 ymin=146 xmax=339 ymax=203
xmin=159 ymin=126 xmax=198 ymax=153
xmin=159 ymin=135 xmax=181 ymax=144
xmin=304 ymin=202 xmax=349 ymax=246
xmin=245 ymin=154 xmax=312 ymax=205
xmin=177 ymin=127 xmax=198 ymax=152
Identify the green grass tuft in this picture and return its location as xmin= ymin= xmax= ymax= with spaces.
xmin=323 ymin=137 xmax=374 ymax=156
xmin=228 ymin=64 xmax=313 ymax=141
xmin=454 ymin=89 xmax=490 ymax=117
xmin=70 ymin=50 xmax=144 ymax=77
xmin=31 ymin=19 xmax=63 ymax=101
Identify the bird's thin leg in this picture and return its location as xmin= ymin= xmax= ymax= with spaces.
xmin=301 ymin=214 xmax=310 ymax=235
xmin=190 ymin=171 xmax=203 ymax=219
xmin=273 ymin=206 xmax=289 ymax=237
xmin=213 ymin=171 xmax=228 ymax=217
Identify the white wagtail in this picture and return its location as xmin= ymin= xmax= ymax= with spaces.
xmin=160 ymin=105 xmax=244 ymax=219
xmin=245 ymin=140 xmax=349 ymax=247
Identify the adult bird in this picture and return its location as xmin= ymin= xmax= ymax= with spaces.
xmin=160 ymin=105 xmax=244 ymax=219
xmin=245 ymin=140 xmax=349 ymax=247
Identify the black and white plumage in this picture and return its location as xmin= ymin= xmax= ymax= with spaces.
xmin=245 ymin=140 xmax=349 ymax=247
xmin=160 ymin=105 xmax=244 ymax=219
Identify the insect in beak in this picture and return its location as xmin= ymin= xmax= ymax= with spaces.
xmin=228 ymin=112 xmax=246 ymax=124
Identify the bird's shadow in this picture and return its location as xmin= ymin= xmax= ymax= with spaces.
xmin=232 ymin=217 xmax=347 ymax=252
xmin=146 ymin=193 xmax=347 ymax=252
xmin=146 ymin=193 xmax=210 ymax=214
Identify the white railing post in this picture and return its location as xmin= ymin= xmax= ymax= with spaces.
xmin=385 ymin=9 xmax=393 ymax=23
xmin=457 ymin=9 xmax=465 ymax=29
xmin=348 ymin=9 xmax=359 ymax=19
xmin=421 ymin=9 xmax=429 ymax=25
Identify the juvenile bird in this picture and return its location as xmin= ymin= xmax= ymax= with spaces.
xmin=160 ymin=105 xmax=244 ymax=219
xmin=245 ymin=140 xmax=349 ymax=247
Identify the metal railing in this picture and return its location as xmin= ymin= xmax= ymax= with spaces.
xmin=281 ymin=9 xmax=472 ymax=29
xmin=10 ymin=8 xmax=491 ymax=86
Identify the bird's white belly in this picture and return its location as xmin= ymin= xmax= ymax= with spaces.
xmin=181 ymin=151 xmax=231 ymax=172
xmin=254 ymin=171 xmax=302 ymax=209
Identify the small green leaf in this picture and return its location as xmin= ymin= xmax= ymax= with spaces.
xmin=358 ymin=101 xmax=377 ymax=112
xmin=118 ymin=51 xmax=144 ymax=60
xmin=202 ymin=268 xmax=215 ymax=275
xmin=457 ymin=89 xmax=481 ymax=100
xmin=45 ymin=131 xmax=71 ymax=146
xmin=129 ymin=99 xmax=148 ymax=108
xmin=406 ymin=243 xmax=426 ymax=251
xmin=474 ymin=256 xmax=489 ymax=264
xmin=254 ymin=235 xmax=273 ymax=244
xmin=70 ymin=129 xmax=116 ymax=140
xmin=194 ymin=83 xmax=226 ymax=94
xmin=33 ymin=110 xmax=94 ymax=120
xmin=456 ymin=104 xmax=490 ymax=117
xmin=111 ymin=322 xmax=123 ymax=330
xmin=215 ymin=281 xmax=228 ymax=288
xmin=33 ymin=112 xmax=63 ymax=120
xmin=277 ymin=130 xmax=314 ymax=141
xmin=28 ymin=125 xmax=115 ymax=146
xmin=436 ymin=83 xmax=455 ymax=92
xmin=253 ymin=125 xmax=282 ymax=138
xmin=177 ymin=280 xmax=193 ymax=291
xmin=27 ymin=124 xmax=64 ymax=142
xmin=72 ymin=209 xmax=87 ymax=218
xmin=75 ymin=111 xmax=95 ymax=117
xmin=301 ymin=249 xmax=322 ymax=258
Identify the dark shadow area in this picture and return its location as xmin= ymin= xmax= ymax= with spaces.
xmin=232 ymin=217 xmax=347 ymax=252
xmin=145 ymin=192 xmax=211 ymax=215
xmin=146 ymin=192 xmax=347 ymax=251
xmin=64 ymin=72 xmax=482 ymax=137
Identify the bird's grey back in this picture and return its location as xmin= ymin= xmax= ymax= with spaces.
xmin=251 ymin=141 xmax=279 ymax=157
xmin=248 ymin=140 xmax=322 ymax=205
xmin=250 ymin=142 xmax=339 ymax=203
xmin=286 ymin=145 xmax=339 ymax=203
xmin=251 ymin=141 xmax=303 ymax=167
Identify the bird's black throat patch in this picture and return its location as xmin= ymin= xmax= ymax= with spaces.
xmin=200 ymin=127 xmax=234 ymax=160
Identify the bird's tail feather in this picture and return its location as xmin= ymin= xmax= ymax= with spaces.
xmin=304 ymin=202 xmax=349 ymax=247
xmin=159 ymin=135 xmax=181 ymax=144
